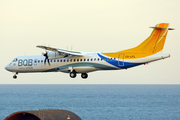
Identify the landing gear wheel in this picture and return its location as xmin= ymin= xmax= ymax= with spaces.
xmin=13 ymin=75 xmax=17 ymax=79
xmin=13 ymin=72 xmax=18 ymax=79
xmin=81 ymin=73 xmax=88 ymax=79
xmin=70 ymin=72 xmax=77 ymax=78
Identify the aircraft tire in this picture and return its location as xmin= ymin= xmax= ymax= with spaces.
xmin=81 ymin=73 xmax=88 ymax=79
xmin=70 ymin=72 xmax=76 ymax=78
xmin=13 ymin=75 xmax=17 ymax=79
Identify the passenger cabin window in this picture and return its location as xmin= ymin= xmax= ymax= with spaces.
xmin=57 ymin=60 xmax=59 ymax=62
xmin=97 ymin=58 xmax=99 ymax=61
xmin=70 ymin=59 xmax=72 ymax=62
xmin=54 ymin=60 xmax=56 ymax=62
xmin=94 ymin=58 xmax=96 ymax=61
xmin=41 ymin=60 xmax=43 ymax=63
xmin=74 ymin=59 xmax=76 ymax=62
xmin=67 ymin=59 xmax=69 ymax=62
xmin=64 ymin=59 xmax=66 ymax=62
xmin=77 ymin=59 xmax=79 ymax=62
xmin=87 ymin=59 xmax=89 ymax=61
xmin=84 ymin=59 xmax=86 ymax=61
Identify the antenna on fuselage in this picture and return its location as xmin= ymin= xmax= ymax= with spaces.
xmin=71 ymin=46 xmax=73 ymax=51
xmin=65 ymin=45 xmax=73 ymax=51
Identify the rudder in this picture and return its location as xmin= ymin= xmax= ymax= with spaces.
xmin=133 ymin=23 xmax=169 ymax=54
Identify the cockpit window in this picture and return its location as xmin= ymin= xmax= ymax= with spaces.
xmin=12 ymin=58 xmax=18 ymax=62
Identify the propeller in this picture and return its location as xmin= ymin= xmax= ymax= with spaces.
xmin=42 ymin=51 xmax=48 ymax=56
xmin=43 ymin=51 xmax=48 ymax=58
xmin=40 ymin=44 xmax=48 ymax=56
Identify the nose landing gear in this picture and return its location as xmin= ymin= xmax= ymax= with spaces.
xmin=13 ymin=72 xmax=18 ymax=79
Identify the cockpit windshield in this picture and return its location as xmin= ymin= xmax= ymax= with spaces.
xmin=12 ymin=58 xmax=18 ymax=62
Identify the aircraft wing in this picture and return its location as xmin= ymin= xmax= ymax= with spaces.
xmin=36 ymin=45 xmax=84 ymax=56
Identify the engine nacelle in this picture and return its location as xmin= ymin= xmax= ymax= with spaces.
xmin=47 ymin=51 xmax=65 ymax=59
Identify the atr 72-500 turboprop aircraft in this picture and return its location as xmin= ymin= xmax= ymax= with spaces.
xmin=5 ymin=23 xmax=173 ymax=79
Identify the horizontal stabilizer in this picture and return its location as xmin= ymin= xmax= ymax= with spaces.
xmin=168 ymin=28 xmax=175 ymax=30
xmin=149 ymin=27 xmax=165 ymax=30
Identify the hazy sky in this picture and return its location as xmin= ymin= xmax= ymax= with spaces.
xmin=1 ymin=0 xmax=180 ymax=84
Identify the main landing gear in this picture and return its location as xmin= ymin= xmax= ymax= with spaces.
xmin=69 ymin=71 xmax=88 ymax=79
xmin=70 ymin=71 xmax=77 ymax=78
xmin=13 ymin=72 xmax=18 ymax=79
xmin=81 ymin=73 xmax=88 ymax=79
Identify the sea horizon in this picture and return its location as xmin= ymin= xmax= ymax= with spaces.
xmin=1 ymin=84 xmax=180 ymax=120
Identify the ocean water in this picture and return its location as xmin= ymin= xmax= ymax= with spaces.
xmin=0 ymin=85 xmax=180 ymax=120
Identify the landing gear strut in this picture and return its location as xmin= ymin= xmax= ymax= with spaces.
xmin=13 ymin=72 xmax=18 ymax=79
xmin=81 ymin=73 xmax=88 ymax=79
xmin=70 ymin=71 xmax=77 ymax=78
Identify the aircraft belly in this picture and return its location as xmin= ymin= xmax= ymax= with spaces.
xmin=49 ymin=62 xmax=118 ymax=73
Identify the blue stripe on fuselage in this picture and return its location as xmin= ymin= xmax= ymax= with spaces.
xmin=97 ymin=53 xmax=143 ymax=69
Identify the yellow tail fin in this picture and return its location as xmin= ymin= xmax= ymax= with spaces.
xmin=132 ymin=23 xmax=169 ymax=54
xmin=103 ymin=23 xmax=170 ymax=59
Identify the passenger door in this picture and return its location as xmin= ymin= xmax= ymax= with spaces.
xmin=118 ymin=53 xmax=124 ymax=66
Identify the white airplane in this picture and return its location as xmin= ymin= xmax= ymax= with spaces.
xmin=5 ymin=23 xmax=173 ymax=79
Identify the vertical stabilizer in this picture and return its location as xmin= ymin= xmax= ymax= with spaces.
xmin=102 ymin=23 xmax=171 ymax=59
xmin=124 ymin=23 xmax=169 ymax=54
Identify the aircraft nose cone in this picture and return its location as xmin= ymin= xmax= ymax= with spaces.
xmin=5 ymin=64 xmax=10 ymax=71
